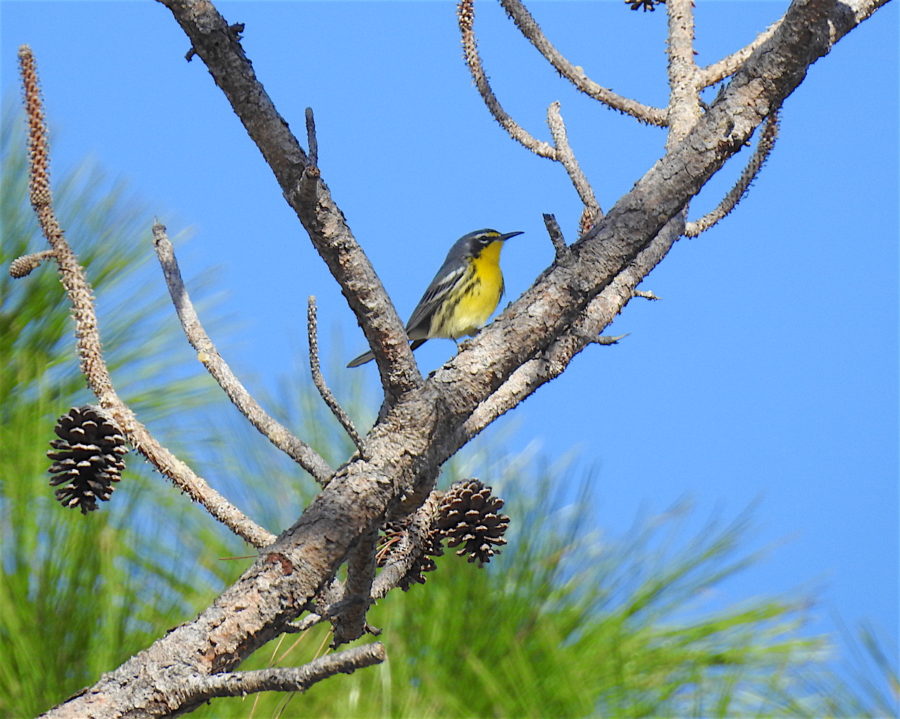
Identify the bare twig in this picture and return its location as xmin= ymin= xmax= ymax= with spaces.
xmin=593 ymin=333 xmax=628 ymax=345
xmin=542 ymin=213 xmax=567 ymax=260
xmin=700 ymin=20 xmax=782 ymax=88
xmin=305 ymin=106 xmax=318 ymax=167
xmin=153 ymin=224 xmax=333 ymax=485
xmin=307 ymin=296 xmax=366 ymax=457
xmin=685 ymin=111 xmax=780 ymax=237
xmin=457 ymin=0 xmax=556 ymax=158
xmin=330 ymin=529 xmax=378 ymax=647
xmin=18 ymin=46 xmax=275 ymax=549
xmin=499 ymin=0 xmax=668 ymax=126
xmin=547 ymin=102 xmax=602 ymax=222
xmin=181 ymin=643 xmax=386 ymax=701
xmin=632 ymin=289 xmax=660 ymax=301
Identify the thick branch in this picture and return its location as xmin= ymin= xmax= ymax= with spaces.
xmin=499 ymin=0 xmax=668 ymax=126
xmin=19 ymin=46 xmax=274 ymax=550
xmin=158 ymin=0 xmax=421 ymax=400
xmin=153 ymin=224 xmax=333 ymax=485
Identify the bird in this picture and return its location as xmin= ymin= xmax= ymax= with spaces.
xmin=347 ymin=228 xmax=523 ymax=367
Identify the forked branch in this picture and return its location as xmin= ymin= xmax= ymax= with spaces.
xmin=499 ymin=0 xmax=668 ymax=126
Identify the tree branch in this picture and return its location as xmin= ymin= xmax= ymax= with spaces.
xmin=685 ymin=111 xmax=780 ymax=237
xmin=459 ymin=216 xmax=681 ymax=440
xmin=305 ymin=106 xmax=318 ymax=168
xmin=542 ymin=213 xmax=567 ymax=261
xmin=290 ymin=491 xmax=443 ymax=636
xmin=330 ymin=529 xmax=378 ymax=647
xmin=153 ymin=224 xmax=333 ymax=486
xmin=665 ymin=0 xmax=702 ymax=144
xmin=180 ymin=643 xmax=385 ymax=704
xmin=158 ymin=0 xmax=421 ymax=401
xmin=499 ymin=0 xmax=668 ymax=126
xmin=456 ymin=0 xmax=556 ymax=158
xmin=700 ymin=20 xmax=782 ymax=88
xmin=546 ymin=102 xmax=602 ymax=222
xmin=306 ymin=295 xmax=366 ymax=458
xmin=19 ymin=45 xmax=275 ymax=550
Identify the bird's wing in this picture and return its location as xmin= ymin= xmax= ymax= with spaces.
xmin=404 ymin=260 xmax=467 ymax=339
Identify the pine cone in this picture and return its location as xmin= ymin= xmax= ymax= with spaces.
xmin=47 ymin=405 xmax=127 ymax=513
xmin=625 ymin=0 xmax=665 ymax=11
xmin=437 ymin=479 xmax=510 ymax=565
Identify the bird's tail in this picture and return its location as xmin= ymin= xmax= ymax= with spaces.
xmin=346 ymin=339 xmax=428 ymax=368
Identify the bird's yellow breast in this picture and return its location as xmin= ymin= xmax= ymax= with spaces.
xmin=431 ymin=241 xmax=505 ymax=339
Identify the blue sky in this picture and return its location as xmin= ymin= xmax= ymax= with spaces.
xmin=2 ymin=0 xmax=897 ymax=683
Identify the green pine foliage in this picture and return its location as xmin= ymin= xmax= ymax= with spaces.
xmin=2 ymin=104 xmax=896 ymax=718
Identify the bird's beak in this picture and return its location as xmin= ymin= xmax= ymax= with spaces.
xmin=500 ymin=231 xmax=524 ymax=241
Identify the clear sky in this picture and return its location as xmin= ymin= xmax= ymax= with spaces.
xmin=2 ymin=0 xmax=897 ymax=683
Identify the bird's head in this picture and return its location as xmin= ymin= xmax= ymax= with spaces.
xmin=458 ymin=229 xmax=523 ymax=259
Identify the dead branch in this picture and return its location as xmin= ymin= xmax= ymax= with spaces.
xmin=700 ymin=20 xmax=782 ymax=88
xmin=330 ymin=529 xmax=378 ymax=647
xmin=290 ymin=491 xmax=443 ymax=636
xmin=685 ymin=111 xmax=780 ymax=237
xmin=152 ymin=224 xmax=333 ymax=485
xmin=19 ymin=45 xmax=275 ymax=550
xmin=457 ymin=0 xmax=556 ymax=158
xmin=180 ymin=643 xmax=386 ymax=704
xmin=159 ymin=0 xmax=420 ymax=401
xmin=499 ymin=0 xmax=668 ymax=126
xmin=664 ymin=0 xmax=702 ymax=143
xmin=542 ymin=213 xmax=567 ymax=261
xmin=306 ymin=295 xmax=366 ymax=457
xmin=460 ymin=216 xmax=682 ymax=440
xmin=547 ymin=102 xmax=602 ymax=222
xmin=305 ymin=106 xmax=318 ymax=168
